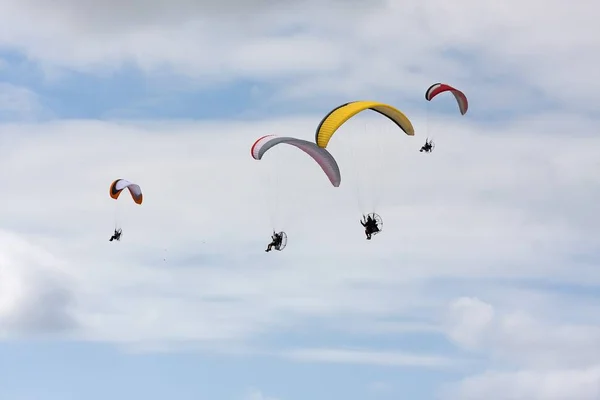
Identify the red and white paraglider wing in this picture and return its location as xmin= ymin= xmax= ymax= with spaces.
xmin=425 ymin=83 xmax=468 ymax=115
xmin=250 ymin=135 xmax=341 ymax=187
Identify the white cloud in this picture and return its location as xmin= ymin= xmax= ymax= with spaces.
xmin=246 ymin=388 xmax=279 ymax=400
xmin=446 ymin=367 xmax=600 ymax=400
xmin=0 ymin=83 xmax=48 ymax=120
xmin=445 ymin=297 xmax=494 ymax=350
xmin=0 ymin=0 xmax=599 ymax=393
xmin=280 ymin=348 xmax=455 ymax=368
xmin=0 ymin=0 xmax=596 ymax=109
xmin=444 ymin=296 xmax=600 ymax=369
xmin=0 ymin=112 xmax=596 ymax=357
xmin=442 ymin=296 xmax=600 ymax=398
xmin=0 ymin=230 xmax=76 ymax=336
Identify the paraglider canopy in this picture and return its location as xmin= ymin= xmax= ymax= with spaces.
xmin=425 ymin=83 xmax=468 ymax=115
xmin=109 ymin=178 xmax=143 ymax=204
xmin=251 ymin=135 xmax=341 ymax=187
xmin=314 ymin=101 xmax=415 ymax=148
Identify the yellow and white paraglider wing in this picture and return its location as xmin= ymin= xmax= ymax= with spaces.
xmin=314 ymin=101 xmax=415 ymax=148
xmin=109 ymin=179 xmax=143 ymax=204
xmin=251 ymin=135 xmax=341 ymax=187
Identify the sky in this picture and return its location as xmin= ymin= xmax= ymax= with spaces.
xmin=0 ymin=0 xmax=599 ymax=399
